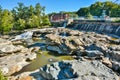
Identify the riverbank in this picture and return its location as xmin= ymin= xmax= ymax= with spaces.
xmin=0 ymin=27 xmax=120 ymax=80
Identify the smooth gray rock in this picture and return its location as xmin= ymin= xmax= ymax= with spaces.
xmin=39 ymin=60 xmax=119 ymax=80
xmin=85 ymin=50 xmax=104 ymax=57
xmin=40 ymin=60 xmax=78 ymax=80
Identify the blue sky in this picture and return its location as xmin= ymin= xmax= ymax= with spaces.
xmin=0 ymin=0 xmax=119 ymax=14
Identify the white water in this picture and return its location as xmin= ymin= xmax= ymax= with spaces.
xmin=12 ymin=31 xmax=33 ymax=41
xmin=63 ymin=23 xmax=67 ymax=37
xmin=115 ymin=26 xmax=120 ymax=34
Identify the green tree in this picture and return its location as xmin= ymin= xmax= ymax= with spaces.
xmin=42 ymin=15 xmax=51 ymax=26
xmin=0 ymin=10 xmax=13 ymax=34
xmin=27 ymin=15 xmax=39 ymax=28
xmin=90 ymin=2 xmax=103 ymax=16
xmin=86 ymin=13 xmax=93 ymax=19
xmin=77 ymin=7 xmax=90 ymax=17
xmin=14 ymin=18 xmax=26 ymax=30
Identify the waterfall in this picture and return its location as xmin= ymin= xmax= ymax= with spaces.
xmin=55 ymin=29 xmax=59 ymax=35
xmin=115 ymin=26 xmax=120 ymax=34
xmin=63 ymin=22 xmax=67 ymax=37
xmin=106 ymin=26 xmax=112 ymax=33
xmin=63 ymin=22 xmax=67 ymax=28
xmin=12 ymin=31 xmax=33 ymax=41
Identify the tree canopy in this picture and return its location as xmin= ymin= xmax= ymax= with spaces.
xmin=0 ymin=3 xmax=50 ymax=34
xmin=77 ymin=1 xmax=120 ymax=17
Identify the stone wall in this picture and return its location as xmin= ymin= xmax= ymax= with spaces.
xmin=67 ymin=22 xmax=120 ymax=36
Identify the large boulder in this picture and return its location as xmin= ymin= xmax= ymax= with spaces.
xmin=46 ymin=34 xmax=84 ymax=54
xmin=0 ymin=38 xmax=24 ymax=55
xmin=0 ymin=51 xmax=36 ymax=75
xmin=39 ymin=60 xmax=119 ymax=80
xmin=39 ymin=60 xmax=78 ymax=80
xmin=0 ymin=39 xmax=37 ymax=75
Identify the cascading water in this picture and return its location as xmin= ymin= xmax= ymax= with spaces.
xmin=63 ymin=22 xmax=67 ymax=37
xmin=12 ymin=31 xmax=33 ymax=41
xmin=115 ymin=26 xmax=120 ymax=34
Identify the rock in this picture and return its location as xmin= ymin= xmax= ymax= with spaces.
xmin=85 ymin=50 xmax=103 ymax=58
xmin=12 ymin=40 xmax=23 ymax=45
xmin=102 ymin=57 xmax=112 ymax=68
xmin=14 ymin=69 xmax=42 ymax=80
xmin=1 ymin=67 xmax=9 ymax=75
xmin=47 ymin=46 xmax=63 ymax=54
xmin=107 ymin=50 xmax=120 ymax=61
xmin=108 ymin=45 xmax=120 ymax=51
xmin=18 ymin=76 xmax=33 ymax=80
xmin=29 ymin=47 xmax=40 ymax=52
xmin=1 ymin=35 xmax=10 ymax=39
xmin=112 ymin=60 xmax=120 ymax=71
xmin=25 ymin=52 xmax=37 ymax=61
xmin=39 ymin=60 xmax=119 ymax=80
xmin=40 ymin=61 xmax=78 ymax=80
xmin=46 ymin=34 xmax=84 ymax=54
xmin=0 ymin=38 xmax=25 ymax=55
xmin=45 ymin=34 xmax=62 ymax=44
xmin=0 ymin=50 xmax=37 ymax=75
xmin=0 ymin=38 xmax=12 ymax=45
xmin=0 ymin=45 xmax=23 ymax=54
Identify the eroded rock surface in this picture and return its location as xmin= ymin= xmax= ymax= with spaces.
xmin=39 ymin=60 xmax=119 ymax=80
xmin=0 ymin=38 xmax=37 ymax=75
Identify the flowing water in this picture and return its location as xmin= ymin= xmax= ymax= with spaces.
xmin=12 ymin=31 xmax=33 ymax=41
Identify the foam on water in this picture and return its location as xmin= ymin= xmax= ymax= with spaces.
xmin=12 ymin=31 xmax=33 ymax=41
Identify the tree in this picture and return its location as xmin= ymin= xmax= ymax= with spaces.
xmin=86 ymin=13 xmax=93 ymax=19
xmin=77 ymin=7 xmax=90 ymax=17
xmin=29 ymin=5 xmax=34 ymax=16
xmin=27 ymin=15 xmax=39 ymax=28
xmin=77 ymin=1 xmax=120 ymax=17
xmin=42 ymin=15 xmax=51 ymax=26
xmin=0 ymin=10 xmax=13 ymax=34
xmin=0 ymin=3 xmax=51 ymax=32
xmin=14 ymin=18 xmax=26 ymax=30
xmin=90 ymin=2 xmax=103 ymax=16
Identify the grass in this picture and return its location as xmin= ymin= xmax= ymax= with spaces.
xmin=0 ymin=71 xmax=7 ymax=80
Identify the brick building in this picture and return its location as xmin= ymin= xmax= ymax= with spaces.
xmin=50 ymin=13 xmax=69 ymax=22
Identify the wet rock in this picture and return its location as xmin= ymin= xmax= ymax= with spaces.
xmin=85 ymin=50 xmax=103 ymax=58
xmin=107 ymin=50 xmax=120 ymax=61
xmin=47 ymin=46 xmax=64 ymax=54
xmin=112 ymin=61 xmax=120 ymax=71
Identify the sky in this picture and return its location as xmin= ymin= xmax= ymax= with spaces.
xmin=0 ymin=0 xmax=119 ymax=14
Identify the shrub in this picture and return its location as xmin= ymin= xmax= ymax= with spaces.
xmin=0 ymin=71 xmax=7 ymax=80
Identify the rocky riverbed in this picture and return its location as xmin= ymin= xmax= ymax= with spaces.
xmin=0 ymin=27 xmax=120 ymax=80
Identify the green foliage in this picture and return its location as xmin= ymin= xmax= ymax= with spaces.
xmin=27 ymin=15 xmax=40 ymax=28
xmin=77 ymin=7 xmax=90 ymax=17
xmin=14 ymin=18 xmax=26 ymax=30
xmin=86 ymin=13 xmax=93 ymax=19
xmin=114 ymin=19 xmax=120 ymax=22
xmin=42 ymin=15 xmax=51 ymax=26
xmin=48 ymin=11 xmax=78 ymax=19
xmin=0 ymin=3 xmax=51 ymax=33
xmin=0 ymin=71 xmax=7 ymax=80
xmin=77 ymin=1 xmax=120 ymax=17
xmin=0 ymin=9 xmax=13 ymax=34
